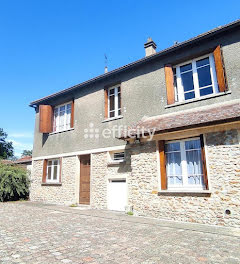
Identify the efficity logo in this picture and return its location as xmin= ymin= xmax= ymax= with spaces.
xmin=83 ymin=123 xmax=156 ymax=141
xmin=84 ymin=123 xmax=100 ymax=139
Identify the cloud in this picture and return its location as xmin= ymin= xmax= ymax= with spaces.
xmin=8 ymin=139 xmax=33 ymax=158
xmin=8 ymin=133 xmax=33 ymax=139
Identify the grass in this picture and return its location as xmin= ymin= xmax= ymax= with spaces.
xmin=69 ymin=204 xmax=78 ymax=207
xmin=127 ymin=211 xmax=134 ymax=216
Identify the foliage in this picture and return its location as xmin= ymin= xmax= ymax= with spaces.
xmin=21 ymin=149 xmax=32 ymax=157
xmin=0 ymin=128 xmax=14 ymax=159
xmin=127 ymin=211 xmax=134 ymax=216
xmin=0 ymin=163 xmax=30 ymax=202
xmin=69 ymin=204 xmax=78 ymax=207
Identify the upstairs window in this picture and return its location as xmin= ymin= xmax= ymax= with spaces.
xmin=108 ymin=85 xmax=121 ymax=118
xmin=53 ymin=103 xmax=72 ymax=132
xmin=174 ymin=54 xmax=219 ymax=102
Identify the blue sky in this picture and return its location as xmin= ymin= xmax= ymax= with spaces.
xmin=0 ymin=0 xmax=239 ymax=157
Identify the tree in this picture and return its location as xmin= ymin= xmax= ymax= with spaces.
xmin=21 ymin=149 xmax=32 ymax=157
xmin=0 ymin=163 xmax=29 ymax=202
xmin=0 ymin=128 xmax=14 ymax=159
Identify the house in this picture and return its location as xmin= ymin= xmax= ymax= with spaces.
xmin=29 ymin=20 xmax=240 ymax=227
xmin=14 ymin=156 xmax=32 ymax=175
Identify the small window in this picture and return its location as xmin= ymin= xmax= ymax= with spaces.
xmin=46 ymin=159 xmax=60 ymax=183
xmin=165 ymin=138 xmax=205 ymax=190
xmin=108 ymin=151 xmax=125 ymax=163
xmin=113 ymin=152 xmax=125 ymax=161
xmin=108 ymin=86 xmax=121 ymax=118
xmin=174 ymin=54 xmax=219 ymax=102
xmin=53 ymin=103 xmax=71 ymax=132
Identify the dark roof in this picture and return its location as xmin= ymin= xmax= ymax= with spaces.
xmin=119 ymin=100 xmax=240 ymax=139
xmin=30 ymin=19 xmax=240 ymax=107
xmin=14 ymin=156 xmax=32 ymax=164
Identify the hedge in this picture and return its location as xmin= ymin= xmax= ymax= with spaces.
xmin=0 ymin=162 xmax=30 ymax=202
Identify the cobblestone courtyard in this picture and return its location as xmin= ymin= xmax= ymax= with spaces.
xmin=0 ymin=202 xmax=240 ymax=264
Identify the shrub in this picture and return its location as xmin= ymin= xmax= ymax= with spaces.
xmin=0 ymin=163 xmax=30 ymax=202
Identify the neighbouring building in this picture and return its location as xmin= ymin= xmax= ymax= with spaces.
xmin=14 ymin=156 xmax=32 ymax=177
xmin=30 ymin=20 xmax=240 ymax=227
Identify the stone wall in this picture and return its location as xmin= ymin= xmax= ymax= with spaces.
xmin=91 ymin=152 xmax=131 ymax=209
xmin=91 ymin=152 xmax=108 ymax=209
xmin=30 ymin=156 xmax=77 ymax=205
xmin=128 ymin=129 xmax=240 ymax=227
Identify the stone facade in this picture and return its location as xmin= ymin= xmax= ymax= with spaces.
xmin=128 ymin=129 xmax=240 ymax=227
xmin=30 ymin=156 xmax=78 ymax=205
xmin=91 ymin=152 xmax=108 ymax=209
xmin=30 ymin=129 xmax=240 ymax=227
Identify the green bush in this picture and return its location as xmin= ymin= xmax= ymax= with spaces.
xmin=0 ymin=163 xmax=30 ymax=202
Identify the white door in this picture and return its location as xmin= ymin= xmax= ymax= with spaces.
xmin=107 ymin=179 xmax=127 ymax=211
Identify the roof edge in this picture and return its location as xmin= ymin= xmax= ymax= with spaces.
xmin=29 ymin=19 xmax=240 ymax=107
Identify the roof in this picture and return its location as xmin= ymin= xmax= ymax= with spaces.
xmin=0 ymin=160 xmax=14 ymax=165
xmin=119 ymin=100 xmax=240 ymax=139
xmin=29 ymin=19 xmax=240 ymax=107
xmin=14 ymin=156 xmax=32 ymax=164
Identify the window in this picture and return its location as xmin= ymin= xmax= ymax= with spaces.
xmin=165 ymin=138 xmax=205 ymax=190
xmin=108 ymin=151 xmax=125 ymax=163
xmin=53 ymin=103 xmax=71 ymax=132
xmin=113 ymin=152 xmax=125 ymax=162
xmin=108 ymin=86 xmax=121 ymax=118
xmin=174 ymin=54 xmax=219 ymax=102
xmin=46 ymin=159 xmax=60 ymax=183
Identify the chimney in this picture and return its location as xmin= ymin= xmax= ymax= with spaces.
xmin=144 ymin=37 xmax=157 ymax=57
xmin=104 ymin=66 xmax=108 ymax=73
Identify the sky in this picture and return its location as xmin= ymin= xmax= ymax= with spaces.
xmin=0 ymin=0 xmax=239 ymax=157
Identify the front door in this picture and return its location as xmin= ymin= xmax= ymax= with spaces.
xmin=79 ymin=155 xmax=90 ymax=205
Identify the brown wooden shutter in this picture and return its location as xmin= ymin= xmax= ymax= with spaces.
xmin=70 ymin=100 xmax=75 ymax=128
xmin=200 ymin=135 xmax=208 ymax=190
xmin=164 ymin=64 xmax=175 ymax=105
xmin=39 ymin=105 xmax=53 ymax=133
xmin=104 ymin=88 xmax=108 ymax=119
xmin=59 ymin=158 xmax=62 ymax=183
xmin=42 ymin=159 xmax=47 ymax=183
xmin=118 ymin=85 xmax=121 ymax=115
xmin=159 ymin=140 xmax=167 ymax=190
xmin=213 ymin=45 xmax=227 ymax=92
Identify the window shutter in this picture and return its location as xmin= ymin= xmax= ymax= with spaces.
xmin=39 ymin=105 xmax=53 ymax=133
xmin=159 ymin=140 xmax=167 ymax=190
xmin=70 ymin=100 xmax=75 ymax=128
xmin=42 ymin=159 xmax=47 ymax=183
xmin=164 ymin=64 xmax=175 ymax=105
xmin=213 ymin=45 xmax=227 ymax=92
xmin=104 ymin=89 xmax=108 ymax=118
xmin=200 ymin=135 xmax=208 ymax=190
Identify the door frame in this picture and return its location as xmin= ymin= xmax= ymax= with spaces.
xmin=107 ymin=177 xmax=127 ymax=211
xmin=79 ymin=154 xmax=91 ymax=205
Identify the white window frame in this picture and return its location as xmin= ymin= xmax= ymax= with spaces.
xmin=108 ymin=85 xmax=121 ymax=118
xmin=53 ymin=102 xmax=72 ymax=132
xmin=46 ymin=159 xmax=60 ymax=183
xmin=174 ymin=53 xmax=219 ymax=102
xmin=108 ymin=150 xmax=125 ymax=164
xmin=165 ymin=137 xmax=205 ymax=191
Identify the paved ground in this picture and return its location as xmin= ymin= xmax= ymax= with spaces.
xmin=0 ymin=202 xmax=240 ymax=264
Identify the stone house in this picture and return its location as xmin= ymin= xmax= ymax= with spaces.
xmin=30 ymin=20 xmax=240 ymax=227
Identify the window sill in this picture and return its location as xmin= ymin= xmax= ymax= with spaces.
xmin=165 ymin=91 xmax=231 ymax=108
xmin=158 ymin=190 xmax=211 ymax=197
xmin=41 ymin=183 xmax=62 ymax=186
xmin=49 ymin=128 xmax=74 ymax=135
xmin=102 ymin=115 xmax=123 ymax=123
xmin=107 ymin=160 xmax=125 ymax=166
